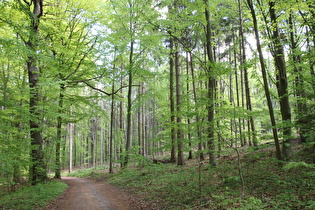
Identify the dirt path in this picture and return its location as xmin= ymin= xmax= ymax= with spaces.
xmin=46 ymin=177 xmax=144 ymax=210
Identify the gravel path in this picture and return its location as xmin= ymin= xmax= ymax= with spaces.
xmin=47 ymin=177 xmax=139 ymax=210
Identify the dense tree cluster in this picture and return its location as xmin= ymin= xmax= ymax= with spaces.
xmin=0 ymin=0 xmax=314 ymax=186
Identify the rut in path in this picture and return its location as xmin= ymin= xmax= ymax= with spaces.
xmin=48 ymin=177 xmax=138 ymax=210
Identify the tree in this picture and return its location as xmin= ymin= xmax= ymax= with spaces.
xmin=169 ymin=38 xmax=177 ymax=163
xmin=268 ymin=0 xmax=292 ymax=160
xmin=238 ymin=0 xmax=257 ymax=146
xmin=21 ymin=0 xmax=48 ymax=185
xmin=43 ymin=0 xmax=101 ymax=177
xmin=246 ymin=0 xmax=282 ymax=160
xmin=204 ymin=0 xmax=217 ymax=166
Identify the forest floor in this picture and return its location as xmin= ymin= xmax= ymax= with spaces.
xmin=2 ymin=143 xmax=314 ymax=209
xmin=62 ymin=143 xmax=315 ymax=209
xmin=45 ymin=177 xmax=152 ymax=210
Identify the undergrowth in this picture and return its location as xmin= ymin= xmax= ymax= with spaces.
xmin=0 ymin=179 xmax=67 ymax=210
xmin=68 ymin=165 xmax=108 ymax=178
xmin=69 ymin=144 xmax=315 ymax=209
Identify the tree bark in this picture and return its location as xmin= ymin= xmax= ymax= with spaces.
xmin=26 ymin=0 xmax=47 ymax=185
xmin=175 ymin=44 xmax=185 ymax=166
xmin=69 ymin=118 xmax=74 ymax=173
xmin=109 ymin=82 xmax=115 ymax=173
xmin=55 ymin=83 xmax=65 ymax=179
xmin=204 ymin=0 xmax=216 ymax=166
xmin=186 ymin=52 xmax=193 ymax=160
xmin=137 ymin=83 xmax=142 ymax=155
xmin=141 ymin=84 xmax=146 ymax=156
xmin=238 ymin=0 xmax=257 ymax=146
xmin=232 ymin=31 xmax=242 ymax=147
xmin=169 ymin=38 xmax=177 ymax=163
xmin=124 ymin=40 xmax=134 ymax=167
xmin=119 ymin=74 xmax=124 ymax=168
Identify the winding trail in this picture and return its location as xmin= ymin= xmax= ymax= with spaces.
xmin=47 ymin=177 xmax=138 ymax=210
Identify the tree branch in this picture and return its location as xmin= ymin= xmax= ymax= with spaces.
xmin=82 ymin=81 xmax=111 ymax=96
xmin=65 ymin=37 xmax=98 ymax=81
xmin=82 ymin=81 xmax=138 ymax=96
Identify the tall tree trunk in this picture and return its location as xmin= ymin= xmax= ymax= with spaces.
xmin=55 ymin=83 xmax=65 ymax=179
xmin=246 ymin=0 xmax=282 ymax=160
xmin=269 ymin=1 xmax=292 ymax=160
xmin=232 ymin=31 xmax=242 ymax=147
xmin=289 ymin=13 xmax=307 ymax=142
xmin=240 ymin=41 xmax=246 ymax=146
xmin=141 ymin=85 xmax=146 ymax=156
xmin=204 ymin=0 xmax=216 ymax=166
xmin=124 ymin=40 xmax=134 ymax=167
xmin=229 ymin=54 xmax=235 ymax=147
xmin=175 ymin=44 xmax=185 ymax=166
xmin=137 ymin=83 xmax=142 ymax=155
xmin=189 ymin=52 xmax=204 ymax=160
xmin=169 ymin=38 xmax=177 ymax=163
xmin=238 ymin=0 xmax=257 ymax=146
xmin=119 ymin=74 xmax=124 ymax=168
xmin=109 ymin=83 xmax=115 ymax=173
xmin=90 ymin=118 xmax=97 ymax=167
xmin=69 ymin=119 xmax=74 ymax=173
xmin=100 ymin=123 xmax=104 ymax=166
xmin=186 ymin=52 xmax=193 ymax=160
xmin=26 ymin=0 xmax=47 ymax=185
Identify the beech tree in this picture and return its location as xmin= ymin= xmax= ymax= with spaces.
xmin=268 ymin=0 xmax=292 ymax=160
xmin=246 ymin=0 xmax=282 ymax=160
xmin=21 ymin=0 xmax=47 ymax=185
xmin=204 ymin=0 xmax=217 ymax=166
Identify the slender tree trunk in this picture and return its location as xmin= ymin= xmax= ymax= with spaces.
xmin=137 ymin=83 xmax=141 ymax=155
xmin=186 ymin=52 xmax=193 ymax=160
xmin=169 ymin=38 xmax=177 ymax=163
xmin=289 ymin=13 xmax=307 ymax=142
xmin=119 ymin=75 xmax=124 ymax=168
xmin=100 ymin=124 xmax=104 ymax=166
xmin=204 ymin=0 xmax=216 ymax=166
xmin=240 ymin=41 xmax=246 ymax=146
xmin=269 ymin=1 xmax=292 ymax=160
xmin=229 ymin=55 xmax=234 ymax=147
xmin=238 ymin=0 xmax=257 ymax=146
xmin=89 ymin=118 xmax=96 ymax=167
xmin=124 ymin=40 xmax=134 ymax=167
xmin=90 ymin=118 xmax=97 ymax=167
xmin=175 ymin=44 xmax=185 ymax=166
xmin=189 ymin=52 xmax=204 ymax=160
xmin=232 ymin=32 xmax=242 ymax=147
xmin=69 ymin=120 xmax=74 ymax=173
xmin=141 ymin=85 xmax=146 ymax=156
xmin=109 ymin=83 xmax=115 ymax=173
xmin=247 ymin=0 xmax=282 ymax=160
xmin=55 ymin=83 xmax=65 ymax=179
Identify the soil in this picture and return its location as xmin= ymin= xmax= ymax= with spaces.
xmin=46 ymin=177 xmax=154 ymax=210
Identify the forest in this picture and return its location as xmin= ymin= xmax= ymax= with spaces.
xmin=0 ymin=0 xmax=315 ymax=208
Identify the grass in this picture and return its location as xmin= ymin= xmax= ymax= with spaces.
xmin=0 ymin=179 xmax=67 ymax=210
xmin=72 ymin=143 xmax=315 ymax=209
xmin=68 ymin=165 xmax=109 ymax=178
